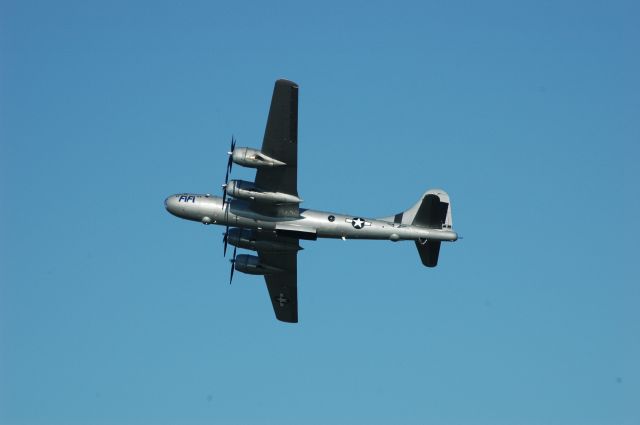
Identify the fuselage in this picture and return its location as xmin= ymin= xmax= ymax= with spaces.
xmin=164 ymin=193 xmax=458 ymax=242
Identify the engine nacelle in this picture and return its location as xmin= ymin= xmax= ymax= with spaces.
xmin=234 ymin=254 xmax=283 ymax=275
xmin=227 ymin=228 xmax=302 ymax=252
xmin=226 ymin=180 xmax=302 ymax=204
xmin=232 ymin=147 xmax=286 ymax=168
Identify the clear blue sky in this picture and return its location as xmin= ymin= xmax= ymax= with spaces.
xmin=1 ymin=1 xmax=638 ymax=424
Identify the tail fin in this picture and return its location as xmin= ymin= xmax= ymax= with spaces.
xmin=384 ymin=189 xmax=452 ymax=229
xmin=381 ymin=189 xmax=453 ymax=267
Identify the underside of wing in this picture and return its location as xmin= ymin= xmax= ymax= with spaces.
xmin=253 ymin=79 xmax=299 ymax=218
xmin=258 ymin=247 xmax=299 ymax=323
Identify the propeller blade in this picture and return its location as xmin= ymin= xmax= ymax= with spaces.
xmin=227 ymin=135 xmax=235 ymax=175
xmin=222 ymin=135 xmax=235 ymax=206
xmin=223 ymin=217 xmax=231 ymax=257
xmin=222 ymin=184 xmax=227 ymax=208
xmin=229 ymin=246 xmax=237 ymax=284
xmin=226 ymin=153 xmax=233 ymax=178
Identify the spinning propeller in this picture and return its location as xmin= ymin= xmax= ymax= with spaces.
xmin=228 ymin=246 xmax=237 ymax=284
xmin=222 ymin=135 xmax=236 ymax=205
xmin=221 ymin=135 xmax=236 ymax=256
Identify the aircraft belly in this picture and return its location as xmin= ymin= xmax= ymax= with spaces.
xmin=174 ymin=197 xmax=224 ymax=223
xmin=302 ymin=209 xmax=401 ymax=240
xmin=212 ymin=204 xmax=456 ymax=242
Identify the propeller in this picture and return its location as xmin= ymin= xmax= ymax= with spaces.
xmin=229 ymin=245 xmax=237 ymax=284
xmin=221 ymin=135 xmax=236 ymax=256
xmin=221 ymin=198 xmax=232 ymax=256
xmin=222 ymin=135 xmax=236 ymax=205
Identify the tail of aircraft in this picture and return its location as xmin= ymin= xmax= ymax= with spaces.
xmin=382 ymin=189 xmax=453 ymax=267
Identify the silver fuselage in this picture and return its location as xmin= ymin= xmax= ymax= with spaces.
xmin=164 ymin=194 xmax=458 ymax=242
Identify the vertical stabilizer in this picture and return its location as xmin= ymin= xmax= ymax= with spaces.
xmin=382 ymin=189 xmax=452 ymax=230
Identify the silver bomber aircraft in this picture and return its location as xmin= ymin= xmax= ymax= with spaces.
xmin=165 ymin=79 xmax=458 ymax=323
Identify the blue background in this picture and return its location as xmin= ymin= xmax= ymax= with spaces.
xmin=1 ymin=1 xmax=639 ymax=424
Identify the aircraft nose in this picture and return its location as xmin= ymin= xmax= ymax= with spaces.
xmin=164 ymin=195 xmax=178 ymax=215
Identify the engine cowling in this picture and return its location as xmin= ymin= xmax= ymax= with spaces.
xmin=234 ymin=255 xmax=283 ymax=275
xmin=227 ymin=228 xmax=302 ymax=252
xmin=232 ymin=147 xmax=286 ymax=168
xmin=226 ymin=179 xmax=302 ymax=204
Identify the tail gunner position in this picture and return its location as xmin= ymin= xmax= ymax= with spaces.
xmin=164 ymin=80 xmax=458 ymax=323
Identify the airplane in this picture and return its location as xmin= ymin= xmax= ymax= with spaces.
xmin=164 ymin=79 xmax=458 ymax=323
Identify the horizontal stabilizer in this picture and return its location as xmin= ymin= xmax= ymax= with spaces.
xmin=415 ymin=240 xmax=441 ymax=267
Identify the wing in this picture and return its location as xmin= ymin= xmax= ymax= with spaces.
xmin=259 ymin=248 xmax=298 ymax=323
xmin=253 ymin=79 xmax=299 ymax=217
